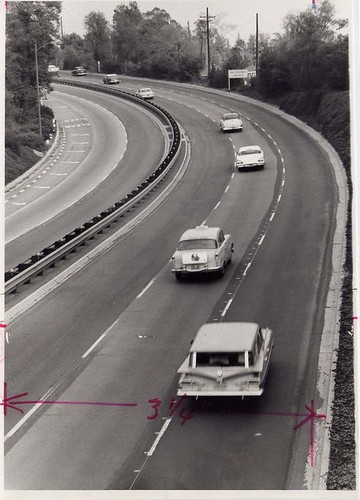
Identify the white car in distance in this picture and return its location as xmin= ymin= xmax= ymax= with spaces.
xmin=235 ymin=145 xmax=265 ymax=170
xmin=219 ymin=112 xmax=243 ymax=132
xmin=135 ymin=87 xmax=155 ymax=100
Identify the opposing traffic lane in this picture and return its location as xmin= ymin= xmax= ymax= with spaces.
xmin=5 ymin=85 xmax=166 ymax=269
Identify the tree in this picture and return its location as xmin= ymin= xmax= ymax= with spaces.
xmin=61 ymin=33 xmax=85 ymax=69
xmin=6 ymin=1 xmax=61 ymax=114
xmin=84 ymin=11 xmax=111 ymax=71
xmin=112 ymin=1 xmax=142 ymax=71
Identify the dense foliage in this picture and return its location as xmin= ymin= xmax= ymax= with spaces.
xmin=5 ymin=1 xmax=61 ymax=181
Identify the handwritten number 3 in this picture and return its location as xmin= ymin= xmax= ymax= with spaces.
xmin=147 ymin=397 xmax=161 ymax=419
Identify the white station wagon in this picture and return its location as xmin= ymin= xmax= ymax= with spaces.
xmin=171 ymin=226 xmax=234 ymax=280
xmin=135 ymin=87 xmax=155 ymax=100
xmin=235 ymin=145 xmax=265 ymax=170
xmin=177 ymin=322 xmax=274 ymax=397
xmin=219 ymin=112 xmax=243 ymax=132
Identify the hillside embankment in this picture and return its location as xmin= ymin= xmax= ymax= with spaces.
xmin=273 ymin=90 xmax=354 ymax=489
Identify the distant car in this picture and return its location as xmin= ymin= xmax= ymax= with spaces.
xmin=135 ymin=87 xmax=155 ymax=100
xmin=171 ymin=225 xmax=234 ymax=280
xmin=177 ymin=322 xmax=274 ymax=397
xmin=48 ymin=64 xmax=59 ymax=76
xmin=71 ymin=66 xmax=87 ymax=76
xmin=235 ymin=145 xmax=265 ymax=170
xmin=103 ymin=74 xmax=120 ymax=84
xmin=219 ymin=112 xmax=243 ymax=132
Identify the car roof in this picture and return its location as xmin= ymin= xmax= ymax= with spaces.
xmin=140 ymin=87 xmax=152 ymax=91
xmin=238 ymin=145 xmax=262 ymax=152
xmin=222 ymin=113 xmax=239 ymax=119
xmin=179 ymin=226 xmax=220 ymax=241
xmin=190 ymin=323 xmax=259 ymax=352
xmin=106 ymin=74 xmax=117 ymax=77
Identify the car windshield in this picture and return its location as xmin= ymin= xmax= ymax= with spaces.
xmin=223 ymin=113 xmax=239 ymax=120
xmin=178 ymin=239 xmax=217 ymax=250
xmin=196 ymin=352 xmax=246 ymax=367
xmin=239 ymin=149 xmax=261 ymax=155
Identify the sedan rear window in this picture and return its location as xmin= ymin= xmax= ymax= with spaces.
xmin=223 ymin=113 xmax=239 ymax=120
xmin=239 ymin=149 xmax=261 ymax=155
xmin=178 ymin=239 xmax=217 ymax=250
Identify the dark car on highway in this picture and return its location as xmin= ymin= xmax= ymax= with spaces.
xmin=71 ymin=66 xmax=87 ymax=76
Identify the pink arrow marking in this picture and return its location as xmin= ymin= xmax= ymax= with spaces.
xmin=1 ymin=383 xmax=137 ymax=416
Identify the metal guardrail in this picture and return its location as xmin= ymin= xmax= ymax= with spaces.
xmin=5 ymin=80 xmax=182 ymax=295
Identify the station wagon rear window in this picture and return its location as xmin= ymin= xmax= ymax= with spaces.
xmin=178 ymin=239 xmax=217 ymax=250
xmin=196 ymin=352 xmax=247 ymax=367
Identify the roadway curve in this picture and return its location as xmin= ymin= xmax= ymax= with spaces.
xmin=5 ymin=86 xmax=167 ymax=269
xmin=5 ymin=80 xmax=340 ymax=491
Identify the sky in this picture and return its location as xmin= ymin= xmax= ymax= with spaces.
xmin=61 ymin=0 xmax=354 ymax=44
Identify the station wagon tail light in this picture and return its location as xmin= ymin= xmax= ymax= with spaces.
xmin=215 ymin=254 xmax=219 ymax=264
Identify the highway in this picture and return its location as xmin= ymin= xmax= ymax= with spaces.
xmin=5 ymin=86 xmax=167 ymax=269
xmin=5 ymin=78 xmax=341 ymax=491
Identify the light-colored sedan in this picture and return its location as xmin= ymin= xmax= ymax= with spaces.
xmin=135 ymin=87 xmax=155 ymax=100
xmin=219 ymin=112 xmax=243 ymax=132
xmin=171 ymin=225 xmax=234 ymax=280
xmin=235 ymin=145 xmax=265 ymax=170
xmin=177 ymin=322 xmax=274 ymax=397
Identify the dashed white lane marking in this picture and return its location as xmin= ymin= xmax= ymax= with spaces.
xmin=136 ymin=278 xmax=155 ymax=299
xmin=259 ymin=234 xmax=266 ymax=246
xmin=146 ymin=418 xmax=172 ymax=456
xmin=50 ymin=172 xmax=68 ymax=176
xmin=70 ymin=150 xmax=86 ymax=153
xmin=32 ymin=185 xmax=51 ymax=189
xmin=62 ymin=161 xmax=80 ymax=164
xmin=82 ymin=317 xmax=120 ymax=359
xmin=221 ymin=298 xmax=233 ymax=317
xmin=214 ymin=201 xmax=221 ymax=210
xmin=243 ymin=262 xmax=252 ymax=275
xmin=269 ymin=212 xmax=275 ymax=221
xmin=10 ymin=201 xmax=26 ymax=206
xmin=224 ymin=185 xmax=230 ymax=193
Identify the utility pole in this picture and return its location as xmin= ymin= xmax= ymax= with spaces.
xmin=255 ymin=13 xmax=259 ymax=75
xmin=199 ymin=9 xmax=216 ymax=78
xmin=206 ymin=7 xmax=210 ymax=77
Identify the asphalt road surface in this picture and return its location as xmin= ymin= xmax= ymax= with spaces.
xmin=5 ymin=80 xmax=338 ymax=491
